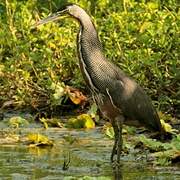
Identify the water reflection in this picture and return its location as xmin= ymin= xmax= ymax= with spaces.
xmin=113 ymin=165 xmax=123 ymax=180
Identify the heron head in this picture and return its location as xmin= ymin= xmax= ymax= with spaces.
xmin=32 ymin=4 xmax=84 ymax=27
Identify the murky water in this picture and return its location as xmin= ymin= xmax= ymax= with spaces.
xmin=0 ymin=127 xmax=179 ymax=179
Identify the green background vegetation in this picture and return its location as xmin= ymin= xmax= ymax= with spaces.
xmin=0 ymin=0 xmax=179 ymax=118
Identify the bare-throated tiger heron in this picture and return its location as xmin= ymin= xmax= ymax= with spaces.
xmin=33 ymin=4 xmax=165 ymax=163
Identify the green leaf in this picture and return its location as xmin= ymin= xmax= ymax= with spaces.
xmin=147 ymin=2 xmax=159 ymax=10
xmin=67 ymin=114 xmax=95 ymax=129
xmin=27 ymin=133 xmax=53 ymax=147
xmin=171 ymin=135 xmax=180 ymax=150
xmin=160 ymin=119 xmax=178 ymax=133
xmin=139 ymin=22 xmax=153 ymax=33
xmin=8 ymin=116 xmax=29 ymax=128
xmin=105 ymin=126 xmax=115 ymax=139
xmin=87 ymin=103 xmax=99 ymax=122
xmin=139 ymin=135 xmax=172 ymax=151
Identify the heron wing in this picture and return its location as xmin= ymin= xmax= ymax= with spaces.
xmin=108 ymin=78 xmax=162 ymax=131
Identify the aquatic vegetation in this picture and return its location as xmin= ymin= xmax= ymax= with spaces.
xmin=67 ymin=114 xmax=95 ymax=129
xmin=27 ymin=133 xmax=53 ymax=147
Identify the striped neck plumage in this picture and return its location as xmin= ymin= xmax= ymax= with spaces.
xmin=76 ymin=12 xmax=103 ymax=92
xmin=77 ymin=15 xmax=103 ymax=60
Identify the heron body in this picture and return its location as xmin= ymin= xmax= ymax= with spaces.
xmin=34 ymin=4 xmax=165 ymax=163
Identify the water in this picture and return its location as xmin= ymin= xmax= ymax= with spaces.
xmin=0 ymin=127 xmax=179 ymax=179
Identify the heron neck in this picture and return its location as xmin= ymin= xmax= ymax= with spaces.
xmin=77 ymin=16 xmax=104 ymax=90
xmin=78 ymin=16 xmax=104 ymax=60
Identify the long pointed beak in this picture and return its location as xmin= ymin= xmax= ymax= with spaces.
xmin=32 ymin=9 xmax=67 ymax=28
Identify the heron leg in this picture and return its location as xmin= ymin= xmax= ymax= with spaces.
xmin=116 ymin=118 xmax=123 ymax=163
xmin=111 ymin=116 xmax=124 ymax=164
xmin=111 ymin=120 xmax=119 ymax=162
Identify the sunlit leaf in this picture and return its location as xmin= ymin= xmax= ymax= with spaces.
xmin=66 ymin=86 xmax=87 ymax=105
xmin=105 ymin=126 xmax=114 ymax=139
xmin=78 ymin=114 xmax=95 ymax=128
xmin=160 ymin=119 xmax=178 ymax=133
xmin=147 ymin=2 xmax=159 ymax=10
xmin=67 ymin=114 xmax=95 ymax=129
xmin=27 ymin=133 xmax=53 ymax=147
xmin=40 ymin=117 xmax=49 ymax=129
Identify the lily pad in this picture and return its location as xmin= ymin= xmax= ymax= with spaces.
xmin=27 ymin=133 xmax=53 ymax=147
xmin=67 ymin=114 xmax=95 ymax=129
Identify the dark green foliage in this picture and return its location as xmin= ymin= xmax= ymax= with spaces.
xmin=0 ymin=0 xmax=179 ymax=118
